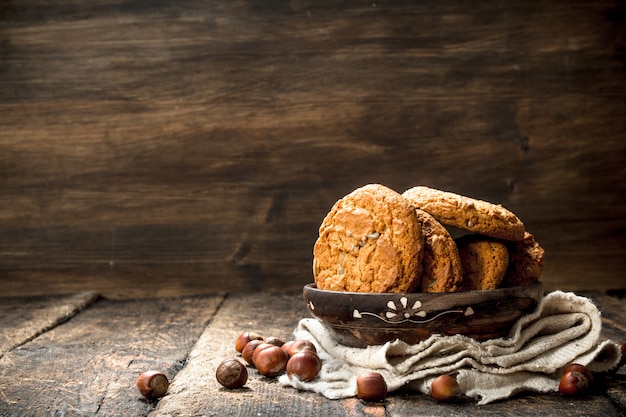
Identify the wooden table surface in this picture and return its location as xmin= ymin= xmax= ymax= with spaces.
xmin=0 ymin=289 xmax=624 ymax=416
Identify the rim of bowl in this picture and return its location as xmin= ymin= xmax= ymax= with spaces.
xmin=303 ymin=282 xmax=543 ymax=297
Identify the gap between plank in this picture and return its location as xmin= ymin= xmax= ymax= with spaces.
xmin=0 ymin=291 xmax=101 ymax=359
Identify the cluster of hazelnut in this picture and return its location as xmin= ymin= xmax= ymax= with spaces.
xmin=135 ymin=340 xmax=608 ymax=402
xmin=214 ymin=331 xmax=322 ymax=389
xmin=214 ymin=331 xmax=468 ymax=403
xmin=221 ymin=331 xmax=392 ymax=402
xmin=214 ymin=332 xmax=601 ymax=403
xmin=427 ymin=362 xmax=597 ymax=402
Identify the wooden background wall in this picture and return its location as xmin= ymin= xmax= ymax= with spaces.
xmin=1 ymin=0 xmax=625 ymax=298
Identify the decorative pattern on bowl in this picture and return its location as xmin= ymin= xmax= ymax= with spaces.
xmin=309 ymin=296 xmax=476 ymax=324
xmin=303 ymin=282 xmax=543 ymax=348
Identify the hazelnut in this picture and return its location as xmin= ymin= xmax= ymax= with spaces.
xmin=216 ymin=358 xmax=248 ymax=389
xmin=241 ymin=339 xmax=263 ymax=365
xmin=286 ymin=350 xmax=321 ymax=382
xmin=235 ymin=331 xmax=263 ymax=353
xmin=136 ymin=370 xmax=169 ymax=400
xmin=356 ymin=371 xmax=387 ymax=402
xmin=253 ymin=344 xmax=289 ymax=377
xmin=430 ymin=374 xmax=462 ymax=402
xmin=282 ymin=339 xmax=317 ymax=357
xmin=251 ymin=343 xmax=274 ymax=366
xmin=563 ymin=363 xmax=594 ymax=384
xmin=559 ymin=364 xmax=593 ymax=396
xmin=264 ymin=336 xmax=285 ymax=347
xmin=281 ymin=340 xmax=296 ymax=355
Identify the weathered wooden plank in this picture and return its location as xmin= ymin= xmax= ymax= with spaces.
xmin=387 ymin=391 xmax=625 ymax=417
xmin=152 ymin=291 xmax=375 ymax=416
xmin=0 ymin=291 xmax=623 ymax=415
xmin=0 ymin=0 xmax=625 ymax=298
xmin=0 ymin=294 xmax=224 ymax=416
xmin=0 ymin=291 xmax=99 ymax=358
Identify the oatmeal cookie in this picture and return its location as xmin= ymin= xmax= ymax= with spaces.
xmin=402 ymin=186 xmax=525 ymax=241
xmin=503 ymin=232 xmax=545 ymax=287
xmin=412 ymin=208 xmax=463 ymax=293
xmin=456 ymin=234 xmax=509 ymax=291
xmin=313 ymin=184 xmax=424 ymax=293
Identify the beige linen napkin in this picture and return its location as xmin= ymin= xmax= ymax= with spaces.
xmin=279 ymin=291 xmax=622 ymax=404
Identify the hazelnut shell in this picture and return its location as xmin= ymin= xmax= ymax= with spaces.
xmin=253 ymin=344 xmax=289 ymax=377
xmin=235 ymin=331 xmax=263 ymax=353
xmin=216 ymin=358 xmax=248 ymax=389
xmin=286 ymin=350 xmax=321 ymax=382
xmin=356 ymin=371 xmax=387 ymax=402
xmin=430 ymin=374 xmax=462 ymax=402
xmin=136 ymin=370 xmax=169 ymax=400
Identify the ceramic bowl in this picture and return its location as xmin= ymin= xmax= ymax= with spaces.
xmin=303 ymin=282 xmax=544 ymax=348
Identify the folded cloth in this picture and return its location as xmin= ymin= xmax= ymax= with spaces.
xmin=279 ymin=291 xmax=622 ymax=405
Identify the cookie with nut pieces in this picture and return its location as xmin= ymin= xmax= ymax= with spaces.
xmin=411 ymin=208 xmax=463 ymax=293
xmin=456 ymin=234 xmax=510 ymax=291
xmin=402 ymin=186 xmax=525 ymax=242
xmin=313 ymin=184 xmax=424 ymax=293
xmin=503 ymin=232 xmax=545 ymax=287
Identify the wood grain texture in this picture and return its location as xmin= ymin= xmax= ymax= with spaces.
xmin=0 ymin=0 xmax=625 ymax=297
xmin=0 ymin=294 xmax=224 ymax=416
xmin=0 ymin=292 xmax=623 ymax=415
xmin=0 ymin=291 xmax=98 ymax=357
xmin=387 ymin=391 xmax=626 ymax=417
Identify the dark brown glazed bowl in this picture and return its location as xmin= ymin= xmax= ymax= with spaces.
xmin=303 ymin=282 xmax=544 ymax=348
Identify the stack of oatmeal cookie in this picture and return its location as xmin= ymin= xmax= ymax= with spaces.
xmin=313 ymin=184 xmax=544 ymax=293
